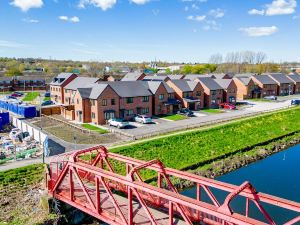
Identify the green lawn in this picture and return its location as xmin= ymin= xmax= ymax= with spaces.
xmin=201 ymin=108 xmax=223 ymax=113
xmin=250 ymin=98 xmax=272 ymax=102
xmin=158 ymin=114 xmax=188 ymax=121
xmin=22 ymin=92 xmax=39 ymax=101
xmin=111 ymin=107 xmax=300 ymax=179
xmin=43 ymin=97 xmax=51 ymax=101
xmin=82 ymin=123 xmax=108 ymax=134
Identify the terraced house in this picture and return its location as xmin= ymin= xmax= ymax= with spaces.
xmin=233 ymin=76 xmax=257 ymax=100
xmin=50 ymin=73 xmax=78 ymax=104
xmin=267 ymin=73 xmax=294 ymax=96
xmin=166 ymin=79 xmax=204 ymax=110
xmin=214 ymin=79 xmax=237 ymax=103
xmin=287 ymin=75 xmax=300 ymax=94
xmin=72 ymin=81 xmax=153 ymax=125
xmin=196 ymin=77 xmax=224 ymax=108
xmin=251 ymin=75 xmax=278 ymax=97
xmin=141 ymin=81 xmax=179 ymax=115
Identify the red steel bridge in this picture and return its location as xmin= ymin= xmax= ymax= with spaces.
xmin=47 ymin=145 xmax=300 ymax=225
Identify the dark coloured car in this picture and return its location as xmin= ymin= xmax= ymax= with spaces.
xmin=291 ymin=99 xmax=300 ymax=105
xmin=14 ymin=92 xmax=24 ymax=96
xmin=11 ymin=93 xmax=22 ymax=97
xmin=41 ymin=100 xmax=54 ymax=106
xmin=177 ymin=108 xmax=194 ymax=117
xmin=44 ymin=92 xmax=50 ymax=97
xmin=7 ymin=95 xmax=17 ymax=100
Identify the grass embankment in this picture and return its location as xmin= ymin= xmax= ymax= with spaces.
xmin=112 ymin=107 xmax=300 ymax=179
xmin=159 ymin=114 xmax=187 ymax=121
xmin=82 ymin=123 xmax=108 ymax=134
xmin=0 ymin=164 xmax=57 ymax=225
xmin=23 ymin=92 xmax=39 ymax=101
xmin=201 ymin=108 xmax=223 ymax=113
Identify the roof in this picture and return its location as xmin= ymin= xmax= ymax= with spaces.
xmin=288 ymin=75 xmax=300 ymax=83
xmin=0 ymin=76 xmax=13 ymax=81
xmin=169 ymin=80 xmax=198 ymax=92
xmin=214 ymin=79 xmax=232 ymax=89
xmin=167 ymin=75 xmax=185 ymax=80
xmin=197 ymin=77 xmax=223 ymax=90
xmin=50 ymin=73 xmax=77 ymax=86
xmin=121 ymin=71 xmax=144 ymax=81
xmin=210 ymin=73 xmax=234 ymax=79
xmin=89 ymin=84 xmax=109 ymax=99
xmin=141 ymin=81 xmax=161 ymax=94
xmin=267 ymin=73 xmax=293 ymax=84
xmin=64 ymin=77 xmax=99 ymax=90
xmin=234 ymin=73 xmax=255 ymax=78
xmin=184 ymin=74 xmax=212 ymax=80
xmin=143 ymin=75 xmax=168 ymax=81
xmin=235 ymin=77 xmax=251 ymax=85
xmin=252 ymin=75 xmax=277 ymax=85
xmin=107 ymin=81 xmax=152 ymax=97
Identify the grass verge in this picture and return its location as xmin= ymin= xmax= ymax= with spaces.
xmin=82 ymin=123 xmax=108 ymax=134
xmin=43 ymin=97 xmax=51 ymax=101
xmin=158 ymin=114 xmax=188 ymax=121
xmin=111 ymin=107 xmax=300 ymax=179
xmin=201 ymin=108 xmax=223 ymax=113
xmin=23 ymin=92 xmax=39 ymax=101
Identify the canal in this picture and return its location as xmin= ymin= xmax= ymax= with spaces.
xmin=181 ymin=144 xmax=300 ymax=224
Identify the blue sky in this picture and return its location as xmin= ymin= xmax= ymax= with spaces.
xmin=0 ymin=0 xmax=299 ymax=62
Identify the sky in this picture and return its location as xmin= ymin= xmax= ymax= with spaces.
xmin=0 ymin=0 xmax=299 ymax=63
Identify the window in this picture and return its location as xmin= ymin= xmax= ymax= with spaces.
xmin=91 ymin=100 xmax=95 ymax=106
xmin=211 ymin=90 xmax=216 ymax=95
xmin=105 ymin=112 xmax=115 ymax=120
xmin=76 ymin=99 xmax=79 ymax=104
xmin=127 ymin=97 xmax=134 ymax=104
xmin=65 ymin=89 xmax=68 ymax=93
xmin=211 ymin=99 xmax=216 ymax=104
xmin=183 ymin=92 xmax=190 ymax=98
xmin=142 ymin=96 xmax=149 ymax=102
xmin=196 ymin=91 xmax=201 ymax=96
xmin=102 ymin=99 xmax=107 ymax=106
xmin=111 ymin=99 xmax=116 ymax=105
xmin=168 ymin=93 xmax=173 ymax=99
xmin=159 ymin=94 xmax=164 ymax=101
xmin=141 ymin=108 xmax=149 ymax=114
xmin=126 ymin=109 xmax=134 ymax=116
xmin=91 ymin=112 xmax=95 ymax=119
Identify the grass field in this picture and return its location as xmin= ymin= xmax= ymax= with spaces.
xmin=82 ymin=123 xmax=108 ymax=134
xmin=250 ymin=98 xmax=273 ymax=102
xmin=159 ymin=114 xmax=188 ymax=121
xmin=201 ymin=108 xmax=223 ymax=113
xmin=23 ymin=92 xmax=39 ymax=101
xmin=112 ymin=107 xmax=300 ymax=179
xmin=43 ymin=97 xmax=51 ymax=101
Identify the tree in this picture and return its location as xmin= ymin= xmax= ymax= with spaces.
xmin=181 ymin=65 xmax=193 ymax=74
xmin=165 ymin=68 xmax=172 ymax=74
xmin=5 ymin=68 xmax=22 ymax=76
xmin=209 ymin=54 xmax=223 ymax=65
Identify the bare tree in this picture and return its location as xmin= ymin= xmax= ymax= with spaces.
xmin=255 ymin=52 xmax=267 ymax=64
xmin=209 ymin=53 xmax=223 ymax=64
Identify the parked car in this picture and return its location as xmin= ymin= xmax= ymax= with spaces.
xmin=134 ymin=115 xmax=152 ymax=124
xmin=41 ymin=100 xmax=54 ymax=106
xmin=7 ymin=95 xmax=17 ymax=100
xmin=264 ymin=96 xmax=277 ymax=101
xmin=108 ymin=118 xmax=129 ymax=129
xmin=219 ymin=103 xmax=236 ymax=110
xmin=11 ymin=93 xmax=22 ymax=97
xmin=177 ymin=108 xmax=194 ymax=117
xmin=14 ymin=91 xmax=24 ymax=96
xmin=291 ymin=99 xmax=300 ymax=105
xmin=0 ymin=152 xmax=5 ymax=160
xmin=44 ymin=92 xmax=50 ymax=97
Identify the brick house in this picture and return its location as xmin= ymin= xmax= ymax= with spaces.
xmin=251 ymin=75 xmax=278 ymax=97
xmin=196 ymin=77 xmax=224 ymax=108
xmin=0 ymin=77 xmax=13 ymax=92
xmin=12 ymin=76 xmax=49 ymax=91
xmin=142 ymin=81 xmax=179 ymax=115
xmin=121 ymin=71 xmax=146 ymax=81
xmin=72 ymin=81 xmax=153 ymax=124
xmin=214 ymin=79 xmax=237 ymax=103
xmin=166 ymin=80 xmax=204 ymax=110
xmin=267 ymin=73 xmax=294 ymax=96
xmin=50 ymin=73 xmax=78 ymax=104
xmin=233 ymin=77 xmax=257 ymax=100
xmin=287 ymin=75 xmax=300 ymax=94
xmin=143 ymin=75 xmax=170 ymax=82
xmin=63 ymin=77 xmax=99 ymax=105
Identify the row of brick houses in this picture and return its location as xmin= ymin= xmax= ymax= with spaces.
xmin=50 ymin=72 xmax=300 ymax=125
xmin=0 ymin=75 xmax=50 ymax=92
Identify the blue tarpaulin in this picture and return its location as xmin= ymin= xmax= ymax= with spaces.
xmin=0 ymin=100 xmax=36 ymax=118
xmin=0 ymin=112 xmax=9 ymax=124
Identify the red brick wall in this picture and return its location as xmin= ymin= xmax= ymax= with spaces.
xmin=278 ymin=83 xmax=294 ymax=95
xmin=224 ymin=80 xmax=237 ymax=103
xmin=153 ymin=83 xmax=170 ymax=115
xmin=50 ymin=74 xmax=77 ymax=104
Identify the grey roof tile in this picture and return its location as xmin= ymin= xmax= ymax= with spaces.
xmin=197 ymin=77 xmax=223 ymax=90
xmin=288 ymin=75 xmax=300 ymax=83
xmin=121 ymin=71 xmax=144 ymax=81
xmin=214 ymin=79 xmax=232 ymax=89
xmin=252 ymin=75 xmax=277 ymax=85
xmin=266 ymin=73 xmax=294 ymax=84
xmin=64 ymin=77 xmax=99 ymax=90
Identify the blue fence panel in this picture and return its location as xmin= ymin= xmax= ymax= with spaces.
xmin=0 ymin=112 xmax=9 ymax=124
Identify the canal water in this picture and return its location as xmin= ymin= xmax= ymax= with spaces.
xmin=181 ymin=144 xmax=300 ymax=224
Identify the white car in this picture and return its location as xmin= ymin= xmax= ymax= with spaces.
xmin=134 ymin=115 xmax=152 ymax=124
xmin=108 ymin=118 xmax=129 ymax=129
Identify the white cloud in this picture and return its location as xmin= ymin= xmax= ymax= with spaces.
xmin=130 ymin=0 xmax=150 ymax=5
xmin=239 ymin=26 xmax=279 ymax=37
xmin=0 ymin=40 xmax=27 ymax=48
xmin=10 ymin=0 xmax=43 ymax=12
xmin=22 ymin=18 xmax=39 ymax=23
xmin=209 ymin=8 xmax=225 ymax=18
xmin=59 ymin=16 xmax=80 ymax=23
xmin=187 ymin=15 xmax=206 ymax=21
xmin=266 ymin=0 xmax=297 ymax=16
xmin=78 ymin=0 xmax=117 ymax=11
xmin=248 ymin=9 xmax=265 ymax=15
